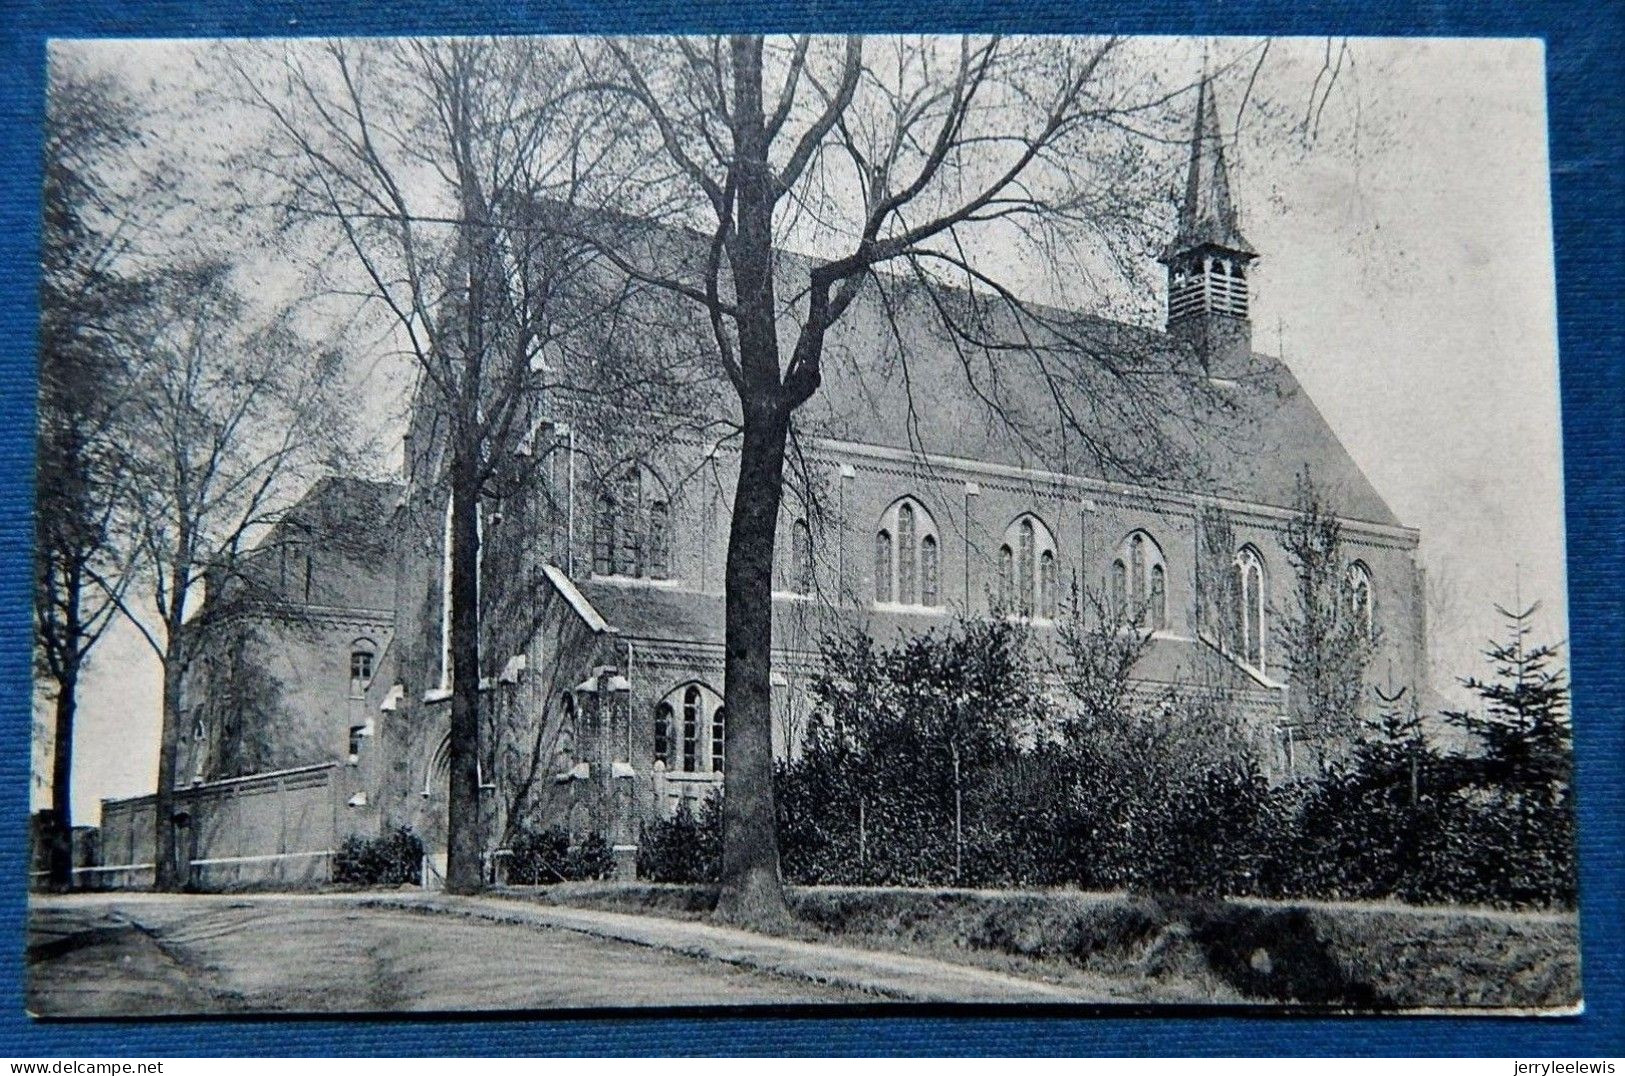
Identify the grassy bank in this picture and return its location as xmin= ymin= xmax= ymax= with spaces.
xmin=501 ymin=882 xmax=1580 ymax=1010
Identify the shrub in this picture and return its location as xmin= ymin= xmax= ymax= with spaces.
xmin=676 ymin=597 xmax=1575 ymax=910
xmin=507 ymin=826 xmax=570 ymax=884
xmin=565 ymin=832 xmax=617 ymax=881
xmin=780 ymin=618 xmax=1052 ymax=888
xmin=1259 ymin=688 xmax=1578 ymax=911
xmin=333 ymin=825 xmax=423 ymax=886
xmin=507 ymin=826 xmax=619 ymax=884
xmin=772 ymin=609 xmax=1576 ymax=909
xmin=637 ymin=798 xmax=720 ymax=883
xmin=1125 ymin=760 xmax=1284 ymax=898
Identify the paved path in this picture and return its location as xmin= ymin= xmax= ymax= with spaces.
xmin=28 ymin=891 xmax=1101 ymax=1017
xmin=361 ymin=891 xmax=1098 ymax=1004
xmin=27 ymin=893 xmax=865 ymax=1017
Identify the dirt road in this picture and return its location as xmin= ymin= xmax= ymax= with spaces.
xmin=27 ymin=893 xmax=868 ymax=1017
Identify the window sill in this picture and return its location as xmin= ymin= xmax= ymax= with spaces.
xmin=590 ymin=574 xmax=682 ymax=589
xmin=990 ymin=613 xmax=1060 ymax=627
xmin=871 ymin=601 xmax=949 ymax=616
xmin=1103 ymin=624 xmax=1173 ymax=638
xmin=657 ymin=769 xmax=724 ymax=783
xmin=423 ymin=686 xmax=452 ymax=704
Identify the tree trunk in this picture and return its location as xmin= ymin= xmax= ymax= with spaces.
xmin=713 ymin=405 xmax=791 ymax=928
xmin=444 ymin=453 xmax=484 ymax=894
xmin=153 ymin=652 xmax=184 ymax=890
xmin=47 ymin=665 xmax=78 ymax=890
xmin=712 ymin=35 xmax=793 ymax=929
xmin=952 ymin=742 xmax=963 ymax=886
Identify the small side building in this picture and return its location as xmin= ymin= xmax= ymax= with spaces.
xmin=96 ymin=476 xmax=403 ymax=888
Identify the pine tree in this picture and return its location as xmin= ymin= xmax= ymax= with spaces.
xmin=1446 ymin=602 xmax=1572 ymax=803
xmin=1444 ymin=600 xmax=1576 ymax=906
xmin=1364 ymin=682 xmax=1428 ymax=804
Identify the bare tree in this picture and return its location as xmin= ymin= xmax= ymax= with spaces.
xmin=35 ymin=59 xmax=160 ymax=889
xmin=228 ymin=37 xmax=714 ymax=893
xmin=1057 ymin=586 xmax=1156 ymax=735
xmin=483 ymin=611 xmax=595 ymax=855
xmin=571 ymin=34 xmax=1297 ymax=925
xmin=109 ymin=263 xmax=352 ymax=890
xmin=1276 ymin=469 xmax=1380 ymax=746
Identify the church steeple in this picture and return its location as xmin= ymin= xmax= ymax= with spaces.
xmin=1160 ymin=76 xmax=1257 ymax=367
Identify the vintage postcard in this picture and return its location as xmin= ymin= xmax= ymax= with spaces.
xmin=27 ymin=33 xmax=1578 ymax=1016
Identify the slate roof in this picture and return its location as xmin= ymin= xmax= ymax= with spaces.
xmin=775 ymin=76 xmax=1399 ymax=524
xmin=795 ymin=264 xmax=1402 ymax=528
xmin=278 ymin=475 xmax=405 ymax=549
xmin=528 ymin=119 xmax=1400 ymax=529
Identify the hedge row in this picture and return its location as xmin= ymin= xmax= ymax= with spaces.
xmin=637 ymin=615 xmax=1575 ymax=911
xmin=334 ymin=825 xmax=423 ymax=886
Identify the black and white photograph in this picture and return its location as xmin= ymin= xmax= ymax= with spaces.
xmin=26 ymin=32 xmax=1579 ymax=1017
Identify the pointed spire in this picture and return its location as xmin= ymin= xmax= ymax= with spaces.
xmin=1163 ymin=76 xmax=1255 ymax=260
xmin=1159 ymin=73 xmax=1256 ymax=362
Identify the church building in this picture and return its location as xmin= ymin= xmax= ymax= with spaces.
xmin=152 ymin=81 xmax=1427 ymax=885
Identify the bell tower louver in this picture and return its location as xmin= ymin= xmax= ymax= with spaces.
xmin=1159 ymin=76 xmax=1257 ymax=372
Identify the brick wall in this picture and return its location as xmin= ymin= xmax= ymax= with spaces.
xmin=93 ymin=763 xmax=344 ymax=889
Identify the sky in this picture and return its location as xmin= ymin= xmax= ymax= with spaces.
xmin=40 ymin=36 xmax=1566 ymax=823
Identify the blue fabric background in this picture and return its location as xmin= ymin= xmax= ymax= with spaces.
xmin=0 ymin=0 xmax=1619 ymax=1057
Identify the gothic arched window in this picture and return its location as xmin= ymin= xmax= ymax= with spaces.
xmin=874 ymin=529 xmax=893 ymax=603
xmin=1109 ymin=556 xmax=1128 ymax=612
xmin=1346 ymin=561 xmax=1374 ymax=636
xmin=593 ymin=491 xmax=617 ymax=577
xmin=1236 ymin=545 xmax=1266 ymax=671
xmin=875 ymin=498 xmax=941 ymax=608
xmin=592 ymin=467 xmax=671 ymax=581
xmin=1129 ymin=533 xmax=1147 ymax=608
xmin=648 ymin=501 xmax=670 ymax=580
xmin=619 ymin=471 xmax=643 ymax=575
xmin=1113 ymin=530 xmax=1169 ymax=630
xmin=653 ymin=702 xmax=673 ymax=768
xmin=780 ymin=517 xmax=814 ymax=596
xmin=921 ymin=535 xmax=940 ymax=608
xmin=897 ymin=502 xmax=918 ymax=604
xmin=1039 ymin=550 xmax=1058 ymax=621
xmin=681 ymin=685 xmax=701 ymax=773
xmin=658 ymin=682 xmax=724 ymax=774
xmin=1149 ymin=564 xmax=1167 ymax=630
xmin=710 ymin=706 xmax=726 ymax=774
xmin=1017 ymin=519 xmax=1036 ymax=616
xmin=998 ymin=514 xmax=1059 ymax=619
